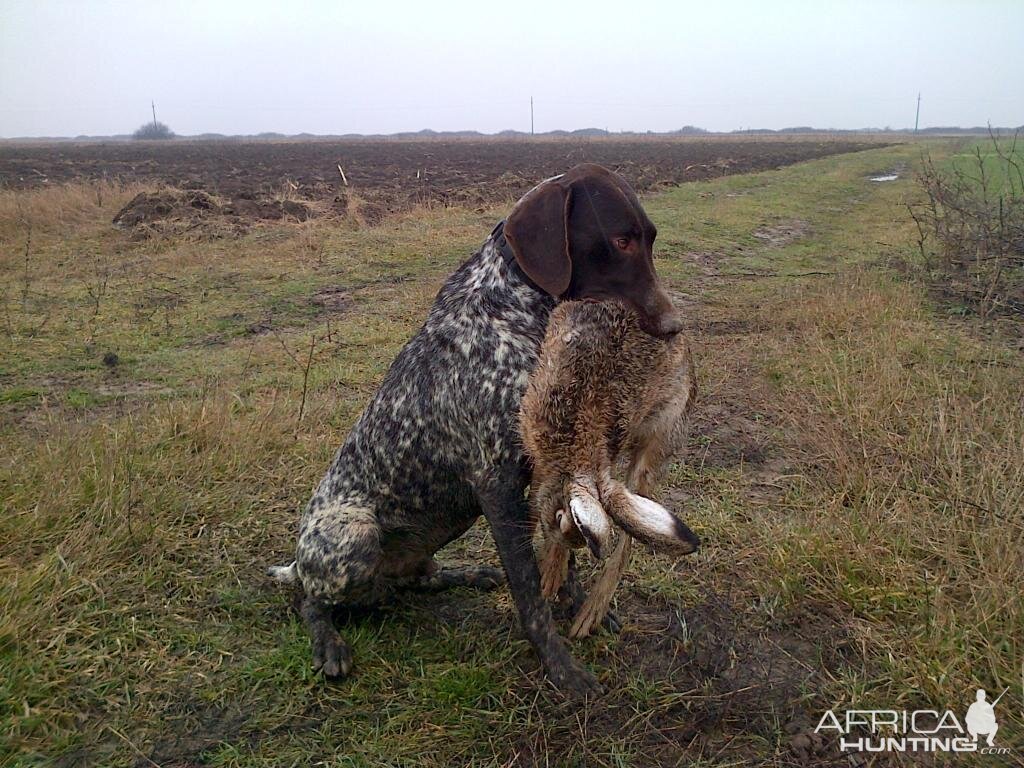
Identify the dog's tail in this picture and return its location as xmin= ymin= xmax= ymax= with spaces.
xmin=599 ymin=476 xmax=700 ymax=556
xmin=267 ymin=560 xmax=298 ymax=584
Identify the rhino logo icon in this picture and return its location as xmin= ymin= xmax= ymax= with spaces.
xmin=965 ymin=688 xmax=1006 ymax=747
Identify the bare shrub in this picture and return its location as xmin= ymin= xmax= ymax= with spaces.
xmin=132 ymin=121 xmax=175 ymax=140
xmin=908 ymin=132 xmax=1024 ymax=315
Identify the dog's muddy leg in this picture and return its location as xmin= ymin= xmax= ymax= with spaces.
xmin=299 ymin=595 xmax=353 ymax=679
xmin=477 ymin=464 xmax=602 ymax=696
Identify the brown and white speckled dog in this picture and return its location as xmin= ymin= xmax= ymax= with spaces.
xmin=270 ymin=164 xmax=682 ymax=694
xmin=520 ymin=300 xmax=700 ymax=640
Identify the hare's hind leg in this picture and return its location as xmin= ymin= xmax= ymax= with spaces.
xmin=568 ymin=534 xmax=632 ymax=639
xmin=529 ymin=472 xmax=574 ymax=599
xmin=539 ymin=536 xmax=570 ymax=599
xmin=625 ymin=341 xmax=697 ymax=496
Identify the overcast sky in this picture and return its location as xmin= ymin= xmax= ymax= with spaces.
xmin=1 ymin=0 xmax=1022 ymax=137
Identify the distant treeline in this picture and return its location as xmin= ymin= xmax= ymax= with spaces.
xmin=5 ymin=125 xmax=1021 ymax=142
xmin=727 ymin=126 xmax=1020 ymax=136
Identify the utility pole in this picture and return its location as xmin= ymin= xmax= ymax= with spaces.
xmin=152 ymin=100 xmax=157 ymax=126
xmin=914 ymin=92 xmax=921 ymax=134
xmin=530 ymin=96 xmax=534 ymax=136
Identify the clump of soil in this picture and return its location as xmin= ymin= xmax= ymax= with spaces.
xmin=112 ymin=189 xmax=218 ymax=228
xmin=112 ymin=188 xmax=312 ymax=239
xmin=222 ymin=196 xmax=310 ymax=222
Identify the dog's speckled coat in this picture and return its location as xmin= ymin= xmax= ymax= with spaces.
xmin=281 ymin=225 xmax=601 ymax=690
xmin=297 ymin=228 xmax=553 ymax=603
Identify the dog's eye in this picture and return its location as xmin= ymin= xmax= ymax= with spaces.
xmin=613 ymin=236 xmax=631 ymax=250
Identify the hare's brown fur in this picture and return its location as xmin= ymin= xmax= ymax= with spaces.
xmin=520 ymin=300 xmax=698 ymax=638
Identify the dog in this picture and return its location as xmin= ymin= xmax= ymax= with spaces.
xmin=271 ymin=163 xmax=682 ymax=694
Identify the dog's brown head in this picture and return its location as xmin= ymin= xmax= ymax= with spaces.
xmin=504 ymin=163 xmax=681 ymax=338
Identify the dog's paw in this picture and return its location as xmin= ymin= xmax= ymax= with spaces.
xmin=311 ymin=627 xmax=353 ymax=680
xmin=545 ymin=657 xmax=604 ymax=697
xmin=467 ymin=565 xmax=505 ymax=590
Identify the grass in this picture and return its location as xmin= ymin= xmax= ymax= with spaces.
xmin=2 ymin=140 xmax=1022 ymax=766
xmin=946 ymin=134 xmax=1024 ymax=188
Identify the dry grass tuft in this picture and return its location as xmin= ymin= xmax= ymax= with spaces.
xmin=909 ymin=133 xmax=1024 ymax=315
xmin=755 ymin=271 xmax=1023 ymax=710
xmin=0 ymin=180 xmax=148 ymax=242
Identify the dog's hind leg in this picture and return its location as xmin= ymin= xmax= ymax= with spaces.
xmin=294 ymin=500 xmax=385 ymax=679
xmin=300 ymin=594 xmax=353 ymax=678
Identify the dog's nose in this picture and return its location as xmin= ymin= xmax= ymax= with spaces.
xmin=654 ymin=312 xmax=684 ymax=338
xmin=636 ymin=284 xmax=682 ymax=339
xmin=640 ymin=310 xmax=682 ymax=339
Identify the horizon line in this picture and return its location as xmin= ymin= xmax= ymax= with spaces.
xmin=3 ymin=124 xmax=1021 ymax=142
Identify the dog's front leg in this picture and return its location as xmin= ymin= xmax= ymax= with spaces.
xmin=476 ymin=464 xmax=602 ymax=696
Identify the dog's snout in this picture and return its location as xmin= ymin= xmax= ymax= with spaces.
xmin=652 ymin=311 xmax=683 ymax=338
xmin=636 ymin=286 xmax=682 ymax=339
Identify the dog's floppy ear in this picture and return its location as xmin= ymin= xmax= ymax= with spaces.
xmin=504 ymin=180 xmax=572 ymax=297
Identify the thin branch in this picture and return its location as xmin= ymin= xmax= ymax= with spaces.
xmin=297 ymin=334 xmax=316 ymax=425
xmin=20 ymin=220 xmax=32 ymax=311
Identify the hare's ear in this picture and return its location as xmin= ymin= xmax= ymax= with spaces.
xmin=504 ymin=180 xmax=572 ymax=297
xmin=601 ymin=482 xmax=700 ymax=556
xmin=567 ymin=485 xmax=613 ymax=560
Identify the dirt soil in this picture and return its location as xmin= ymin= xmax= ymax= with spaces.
xmin=2 ymin=138 xmax=881 ymax=226
xmin=111 ymin=188 xmax=312 ymax=239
